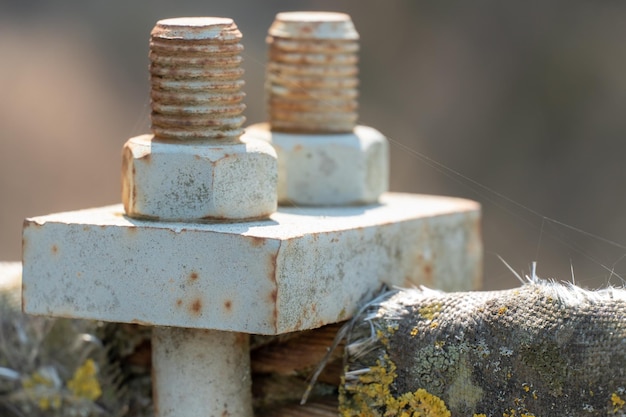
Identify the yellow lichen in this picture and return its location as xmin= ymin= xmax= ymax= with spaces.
xmin=376 ymin=325 xmax=397 ymax=348
xmin=67 ymin=359 xmax=102 ymax=401
xmin=340 ymin=353 xmax=451 ymax=417
xmin=38 ymin=395 xmax=62 ymax=411
xmin=474 ymin=414 xmax=487 ymax=417
xmin=22 ymin=370 xmax=62 ymax=411
xmin=410 ymin=327 xmax=419 ymax=337
xmin=376 ymin=329 xmax=390 ymax=347
xmin=387 ymin=388 xmax=451 ymax=417
xmin=611 ymin=392 xmax=625 ymax=413
xmin=418 ymin=303 xmax=441 ymax=321
xmin=498 ymin=306 xmax=508 ymax=315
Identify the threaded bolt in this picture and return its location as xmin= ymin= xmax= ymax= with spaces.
xmin=123 ymin=16 xmax=277 ymax=221
xmin=150 ymin=17 xmax=246 ymax=140
xmin=266 ymin=12 xmax=359 ymax=133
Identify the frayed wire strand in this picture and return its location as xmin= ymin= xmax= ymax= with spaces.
xmin=300 ymin=288 xmax=397 ymax=405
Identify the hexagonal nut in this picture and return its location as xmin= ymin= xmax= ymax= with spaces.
xmin=243 ymin=123 xmax=389 ymax=206
xmin=122 ymin=134 xmax=277 ymax=221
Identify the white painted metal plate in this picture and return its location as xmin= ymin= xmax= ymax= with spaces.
xmin=22 ymin=193 xmax=481 ymax=335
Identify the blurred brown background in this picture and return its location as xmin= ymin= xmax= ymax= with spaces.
xmin=1 ymin=1 xmax=625 ymax=290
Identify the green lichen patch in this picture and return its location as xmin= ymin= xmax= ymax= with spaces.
xmin=519 ymin=342 xmax=567 ymax=396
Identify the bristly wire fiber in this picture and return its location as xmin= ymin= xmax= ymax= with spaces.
xmin=300 ymin=287 xmax=399 ymax=405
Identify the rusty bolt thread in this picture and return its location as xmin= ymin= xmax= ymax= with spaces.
xmin=150 ymin=17 xmax=246 ymax=140
xmin=266 ymin=12 xmax=359 ymax=134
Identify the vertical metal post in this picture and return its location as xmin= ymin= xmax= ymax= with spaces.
xmin=152 ymin=328 xmax=252 ymax=417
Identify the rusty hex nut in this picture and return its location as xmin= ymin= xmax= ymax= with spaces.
xmin=243 ymin=123 xmax=388 ymax=206
xmin=122 ymin=134 xmax=277 ymax=221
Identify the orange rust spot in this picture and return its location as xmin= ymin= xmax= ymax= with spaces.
xmin=234 ymin=333 xmax=247 ymax=346
xmin=140 ymin=153 xmax=151 ymax=163
xmin=421 ymin=264 xmax=434 ymax=286
xmin=222 ymin=410 xmax=230 ymax=417
xmin=189 ymin=271 xmax=199 ymax=282
xmin=249 ymin=236 xmax=265 ymax=247
xmin=176 ymin=299 xmax=183 ymax=307
xmin=23 ymin=219 xmax=37 ymax=229
xmin=122 ymin=149 xmax=135 ymax=214
xmin=293 ymin=144 xmax=303 ymax=152
xmin=132 ymin=183 xmax=137 ymax=209
xmin=121 ymin=148 xmax=130 ymax=175
xmin=267 ymin=253 xmax=278 ymax=283
xmin=190 ymin=298 xmax=202 ymax=315
xmin=224 ymin=300 xmax=232 ymax=311
xmin=311 ymin=304 xmax=317 ymax=313
xmin=51 ymin=244 xmax=58 ymax=255
xmin=268 ymin=253 xmax=279 ymax=331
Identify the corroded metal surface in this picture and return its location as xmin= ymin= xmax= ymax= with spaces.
xmin=21 ymin=12 xmax=486 ymax=417
xmin=249 ymin=11 xmax=388 ymax=206
xmin=22 ymin=193 xmax=482 ymax=335
xmin=122 ymin=134 xmax=277 ymax=221
xmin=138 ymin=17 xmax=277 ymax=417
xmin=125 ymin=17 xmax=278 ymax=222
xmin=266 ymin=12 xmax=359 ymax=133
xmin=244 ymin=123 xmax=388 ymax=206
xmin=341 ymin=282 xmax=626 ymax=417
xmin=150 ymin=17 xmax=246 ymax=140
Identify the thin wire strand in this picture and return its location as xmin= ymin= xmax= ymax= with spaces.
xmin=241 ymin=48 xmax=626 ymax=280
